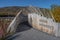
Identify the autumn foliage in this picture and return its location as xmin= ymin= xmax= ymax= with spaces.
xmin=51 ymin=5 xmax=60 ymax=22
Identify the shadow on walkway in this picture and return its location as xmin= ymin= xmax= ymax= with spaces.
xmin=16 ymin=21 xmax=32 ymax=33
xmin=6 ymin=33 xmax=21 ymax=40
xmin=6 ymin=21 xmax=32 ymax=40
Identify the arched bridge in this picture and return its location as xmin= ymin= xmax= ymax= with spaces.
xmin=7 ymin=10 xmax=28 ymax=34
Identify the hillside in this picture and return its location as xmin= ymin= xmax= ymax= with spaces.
xmin=0 ymin=6 xmax=60 ymax=22
xmin=0 ymin=6 xmax=50 ymax=16
xmin=0 ymin=6 xmax=27 ymax=16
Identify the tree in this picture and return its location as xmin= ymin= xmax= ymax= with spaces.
xmin=51 ymin=5 xmax=60 ymax=22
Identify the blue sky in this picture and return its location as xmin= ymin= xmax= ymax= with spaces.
xmin=0 ymin=0 xmax=60 ymax=8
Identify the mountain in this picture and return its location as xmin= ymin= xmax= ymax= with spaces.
xmin=0 ymin=6 xmax=50 ymax=16
xmin=0 ymin=6 xmax=60 ymax=22
xmin=0 ymin=6 xmax=25 ymax=16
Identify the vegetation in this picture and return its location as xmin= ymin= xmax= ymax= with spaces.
xmin=0 ymin=6 xmax=21 ymax=15
xmin=51 ymin=5 xmax=60 ymax=22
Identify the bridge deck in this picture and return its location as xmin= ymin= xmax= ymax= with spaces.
xmin=6 ymin=22 xmax=60 ymax=40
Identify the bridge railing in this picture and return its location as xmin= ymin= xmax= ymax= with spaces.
xmin=7 ymin=10 xmax=22 ymax=34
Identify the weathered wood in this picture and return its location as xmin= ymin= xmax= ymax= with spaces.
xmin=7 ymin=10 xmax=22 ymax=33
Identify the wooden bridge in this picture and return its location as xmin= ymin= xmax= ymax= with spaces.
xmin=7 ymin=10 xmax=28 ymax=35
